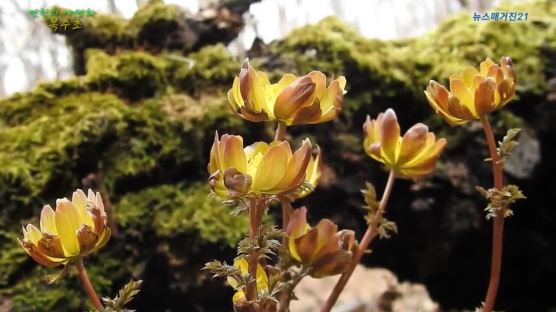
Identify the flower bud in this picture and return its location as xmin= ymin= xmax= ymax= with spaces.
xmin=286 ymin=207 xmax=356 ymax=278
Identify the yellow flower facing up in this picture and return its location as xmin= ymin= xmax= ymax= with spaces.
xmin=208 ymin=133 xmax=319 ymax=198
xmin=286 ymin=207 xmax=356 ymax=278
xmin=227 ymin=59 xmax=347 ymax=125
xmin=227 ymin=258 xmax=269 ymax=306
xmin=425 ymin=56 xmax=516 ymax=125
xmin=363 ymin=109 xmax=446 ymax=180
xmin=19 ymin=189 xmax=111 ymax=268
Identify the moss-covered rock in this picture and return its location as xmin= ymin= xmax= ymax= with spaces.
xmin=128 ymin=0 xmax=194 ymax=51
xmin=117 ymin=183 xmax=247 ymax=246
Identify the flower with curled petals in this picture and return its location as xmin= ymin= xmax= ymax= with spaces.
xmin=227 ymin=59 xmax=346 ymax=125
xmin=19 ymin=189 xmax=111 ymax=268
xmin=286 ymin=207 xmax=356 ymax=278
xmin=425 ymin=56 xmax=516 ymax=125
xmin=208 ymin=133 xmax=318 ymax=198
xmin=363 ymin=109 xmax=446 ymax=180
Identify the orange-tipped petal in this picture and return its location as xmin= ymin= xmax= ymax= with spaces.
xmin=379 ymin=109 xmax=400 ymax=164
xmin=398 ymin=123 xmax=429 ymax=165
xmin=474 ymin=77 xmax=497 ymax=115
xmin=274 ymin=76 xmax=316 ymax=120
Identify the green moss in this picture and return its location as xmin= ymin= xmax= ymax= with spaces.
xmin=99 ymin=92 xmax=244 ymax=192
xmin=0 ymin=92 xmax=127 ymax=212
xmin=173 ymin=45 xmax=239 ymax=93
xmin=117 ymin=183 xmax=247 ymax=246
xmin=85 ymin=49 xmax=170 ymax=100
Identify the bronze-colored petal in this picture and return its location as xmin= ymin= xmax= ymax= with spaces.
xmin=487 ymin=64 xmax=504 ymax=84
xmin=378 ymin=109 xmax=400 ymax=164
xmin=223 ymin=168 xmax=253 ymax=196
xmin=91 ymin=227 xmax=111 ymax=253
xmin=77 ymin=224 xmax=99 ymax=255
xmin=311 ymin=249 xmax=352 ymax=278
xmin=474 ymin=77 xmax=497 ymax=115
xmin=312 ymin=219 xmax=338 ymax=258
xmin=291 ymin=99 xmax=323 ymax=125
xmin=426 ymin=80 xmax=450 ymax=112
xmin=238 ymin=100 xmax=271 ymax=122
xmin=19 ymin=239 xmax=63 ymax=268
xmin=497 ymin=79 xmax=515 ymax=104
xmin=37 ymin=233 xmax=65 ymax=258
xmin=273 ymin=139 xmax=312 ymax=192
xmin=398 ymin=123 xmax=428 ymax=165
xmin=274 ymin=76 xmax=316 ymax=120
xmin=220 ymin=135 xmax=247 ymax=173
xmin=88 ymin=205 xmax=106 ymax=236
xmin=293 ymin=227 xmax=319 ymax=264
xmin=500 ymin=56 xmax=516 ymax=82
xmin=447 ymin=95 xmax=474 ymax=120
xmin=286 ymin=207 xmax=309 ymax=238
xmin=239 ymin=59 xmax=251 ymax=100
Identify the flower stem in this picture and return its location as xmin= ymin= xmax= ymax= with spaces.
xmin=247 ymin=197 xmax=262 ymax=304
xmin=275 ymin=122 xmax=287 ymax=141
xmin=321 ymin=170 xmax=396 ymax=312
xmin=281 ymin=201 xmax=292 ymax=245
xmin=277 ymin=270 xmax=308 ymax=312
xmin=75 ymin=258 xmax=103 ymax=310
xmin=480 ymin=116 xmax=505 ymax=312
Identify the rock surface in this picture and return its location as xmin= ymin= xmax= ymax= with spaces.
xmin=291 ymin=265 xmax=438 ymax=312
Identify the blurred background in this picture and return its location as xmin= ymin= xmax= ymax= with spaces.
xmin=0 ymin=0 xmax=555 ymax=311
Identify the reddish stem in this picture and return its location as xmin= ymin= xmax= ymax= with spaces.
xmin=480 ymin=116 xmax=505 ymax=312
xmin=247 ymin=197 xmax=263 ymax=306
xmin=75 ymin=258 xmax=103 ymax=310
xmin=321 ymin=170 xmax=396 ymax=312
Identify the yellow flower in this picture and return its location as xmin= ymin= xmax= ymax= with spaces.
xmin=363 ymin=109 xmax=446 ymax=180
xmin=286 ymin=207 xmax=356 ymax=278
xmin=227 ymin=258 xmax=269 ymax=305
xmin=208 ymin=133 xmax=318 ymax=198
xmin=425 ymin=56 xmax=516 ymax=125
xmin=227 ymin=59 xmax=347 ymax=125
xmin=19 ymin=189 xmax=111 ymax=268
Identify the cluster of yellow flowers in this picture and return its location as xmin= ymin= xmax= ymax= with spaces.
xmin=19 ymin=55 xmax=516 ymax=312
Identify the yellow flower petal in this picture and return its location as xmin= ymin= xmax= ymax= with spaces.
xmin=40 ymin=205 xmax=57 ymax=235
xmin=54 ymin=199 xmax=81 ymax=256
xmin=252 ymin=142 xmax=290 ymax=191
xmin=220 ymin=135 xmax=247 ymax=173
